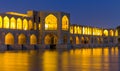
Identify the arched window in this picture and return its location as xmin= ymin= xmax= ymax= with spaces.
xmin=5 ymin=33 xmax=14 ymax=45
xmin=17 ymin=18 xmax=22 ymax=30
xmin=103 ymin=30 xmax=108 ymax=36
xmin=45 ymin=14 xmax=57 ymax=30
xmin=30 ymin=34 xmax=37 ymax=45
xmin=110 ymin=30 xmax=114 ymax=36
xmin=18 ymin=34 xmax=26 ymax=45
xmin=10 ymin=17 xmax=16 ymax=29
xmin=4 ymin=16 xmax=9 ymax=29
xmin=29 ymin=20 xmax=33 ymax=30
xmin=23 ymin=19 xmax=28 ymax=30
xmin=62 ymin=15 xmax=69 ymax=30
xmin=0 ymin=16 xmax=2 ymax=28
xmin=76 ymin=36 xmax=79 ymax=44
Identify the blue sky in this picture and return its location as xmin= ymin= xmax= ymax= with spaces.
xmin=0 ymin=0 xmax=120 ymax=28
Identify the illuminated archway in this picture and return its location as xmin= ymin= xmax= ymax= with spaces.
xmin=110 ymin=30 xmax=114 ymax=36
xmin=76 ymin=36 xmax=79 ymax=44
xmin=63 ymin=35 xmax=67 ymax=44
xmin=5 ymin=33 xmax=14 ymax=45
xmin=70 ymin=36 xmax=73 ymax=44
xmin=30 ymin=34 xmax=37 ymax=45
xmin=17 ymin=18 xmax=22 ymax=30
xmin=23 ymin=19 xmax=28 ymax=30
xmin=29 ymin=20 xmax=33 ymax=30
xmin=81 ymin=37 xmax=84 ymax=44
xmin=4 ymin=16 xmax=9 ymax=29
xmin=45 ymin=14 xmax=57 ymax=30
xmin=62 ymin=15 xmax=69 ymax=30
xmin=10 ymin=17 xmax=16 ymax=29
xmin=18 ymin=34 xmax=26 ymax=45
xmin=0 ymin=16 xmax=2 ymax=28
xmin=44 ymin=34 xmax=58 ymax=45
xmin=103 ymin=30 xmax=108 ymax=36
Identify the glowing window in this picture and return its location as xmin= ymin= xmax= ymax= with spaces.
xmin=29 ymin=20 xmax=33 ymax=30
xmin=0 ymin=16 xmax=2 ymax=28
xmin=10 ymin=17 xmax=16 ymax=29
xmin=38 ymin=23 xmax=41 ymax=30
xmin=62 ymin=15 xmax=69 ymax=30
xmin=5 ymin=33 xmax=14 ymax=45
xmin=18 ymin=34 xmax=26 ymax=45
xmin=45 ymin=14 xmax=57 ymax=30
xmin=30 ymin=34 xmax=37 ymax=45
xmin=4 ymin=16 xmax=9 ymax=29
xmin=70 ymin=26 xmax=73 ymax=34
xmin=74 ymin=26 xmax=77 ymax=34
xmin=110 ymin=30 xmax=114 ymax=36
xmin=34 ymin=23 xmax=37 ymax=30
xmin=23 ymin=19 xmax=28 ymax=30
xmin=76 ymin=36 xmax=79 ymax=44
xmin=103 ymin=30 xmax=108 ymax=36
xmin=115 ymin=30 xmax=118 ymax=36
xmin=17 ymin=18 xmax=22 ymax=30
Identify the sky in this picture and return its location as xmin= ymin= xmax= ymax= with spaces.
xmin=0 ymin=0 xmax=120 ymax=28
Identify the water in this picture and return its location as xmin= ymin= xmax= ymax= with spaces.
xmin=0 ymin=47 xmax=120 ymax=71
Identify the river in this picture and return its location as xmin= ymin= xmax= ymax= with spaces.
xmin=0 ymin=47 xmax=119 ymax=71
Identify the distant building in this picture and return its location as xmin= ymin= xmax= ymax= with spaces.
xmin=0 ymin=10 xmax=118 ymax=50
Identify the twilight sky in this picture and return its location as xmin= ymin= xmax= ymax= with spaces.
xmin=0 ymin=0 xmax=120 ymax=28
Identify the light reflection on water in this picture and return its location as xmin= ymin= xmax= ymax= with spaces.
xmin=0 ymin=47 xmax=119 ymax=71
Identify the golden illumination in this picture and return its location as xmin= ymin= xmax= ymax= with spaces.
xmin=34 ymin=23 xmax=37 ymax=30
xmin=5 ymin=33 xmax=14 ymax=45
xmin=74 ymin=26 xmax=77 ymax=34
xmin=10 ymin=17 xmax=16 ymax=29
xmin=110 ymin=30 xmax=114 ymax=36
xmin=76 ymin=36 xmax=79 ymax=44
xmin=18 ymin=34 xmax=26 ymax=45
xmin=45 ymin=14 xmax=57 ymax=30
xmin=23 ymin=19 xmax=28 ymax=30
xmin=6 ymin=12 xmax=29 ymax=17
xmin=103 ymin=30 xmax=108 ymax=36
xmin=30 ymin=34 xmax=37 ymax=45
xmin=4 ymin=16 xmax=9 ymax=29
xmin=0 ymin=16 xmax=2 ymax=28
xmin=29 ymin=20 xmax=33 ymax=30
xmin=17 ymin=18 xmax=22 ymax=30
xmin=115 ymin=30 xmax=118 ymax=36
xmin=70 ymin=36 xmax=73 ymax=44
xmin=70 ymin=26 xmax=73 ymax=34
xmin=62 ymin=15 xmax=69 ymax=30
xmin=44 ymin=34 xmax=58 ymax=45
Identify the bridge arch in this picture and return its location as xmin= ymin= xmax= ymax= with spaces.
xmin=18 ymin=34 xmax=26 ymax=45
xmin=44 ymin=34 xmax=58 ymax=45
xmin=5 ymin=33 xmax=14 ymax=45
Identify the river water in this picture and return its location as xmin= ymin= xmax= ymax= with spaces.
xmin=0 ymin=47 xmax=120 ymax=71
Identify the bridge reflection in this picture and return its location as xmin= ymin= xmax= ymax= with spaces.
xmin=0 ymin=47 xmax=119 ymax=71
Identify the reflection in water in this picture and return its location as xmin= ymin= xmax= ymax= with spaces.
xmin=0 ymin=47 xmax=119 ymax=71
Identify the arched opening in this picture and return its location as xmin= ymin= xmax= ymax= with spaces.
xmin=10 ymin=17 xmax=16 ymax=29
xmin=70 ymin=36 xmax=73 ymax=44
xmin=62 ymin=15 xmax=69 ymax=30
xmin=44 ymin=34 xmax=58 ymax=45
xmin=0 ymin=16 xmax=2 ymax=28
xmin=110 ymin=30 xmax=114 ymax=36
xmin=30 ymin=34 xmax=37 ymax=45
xmin=63 ymin=35 xmax=67 ymax=44
xmin=29 ymin=20 xmax=33 ymax=30
xmin=76 ymin=36 xmax=79 ymax=44
xmin=23 ymin=19 xmax=28 ymax=30
xmin=4 ymin=16 xmax=9 ymax=29
xmin=85 ymin=37 xmax=89 ymax=44
xmin=18 ymin=34 xmax=26 ymax=45
xmin=103 ymin=30 xmax=108 ymax=36
xmin=45 ymin=14 xmax=57 ymax=30
xmin=5 ymin=33 xmax=14 ymax=45
xmin=97 ymin=37 xmax=102 ymax=44
xmin=17 ymin=18 xmax=22 ymax=30
xmin=81 ymin=37 xmax=84 ymax=44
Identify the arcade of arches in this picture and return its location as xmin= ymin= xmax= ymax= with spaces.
xmin=4 ymin=33 xmax=37 ymax=45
